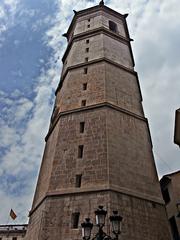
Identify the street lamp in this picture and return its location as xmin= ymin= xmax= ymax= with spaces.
xmin=110 ymin=211 xmax=123 ymax=237
xmin=81 ymin=218 xmax=93 ymax=240
xmin=95 ymin=206 xmax=107 ymax=227
xmin=81 ymin=206 xmax=123 ymax=240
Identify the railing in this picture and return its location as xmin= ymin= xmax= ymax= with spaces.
xmin=0 ymin=224 xmax=28 ymax=232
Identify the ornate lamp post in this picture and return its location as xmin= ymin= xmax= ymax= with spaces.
xmin=81 ymin=218 xmax=93 ymax=240
xmin=81 ymin=206 xmax=123 ymax=240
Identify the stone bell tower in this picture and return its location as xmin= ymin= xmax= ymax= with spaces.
xmin=25 ymin=2 xmax=171 ymax=240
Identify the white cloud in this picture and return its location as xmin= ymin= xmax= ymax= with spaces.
xmin=128 ymin=0 xmax=180 ymax=176
xmin=0 ymin=188 xmax=32 ymax=224
xmin=11 ymin=89 xmax=22 ymax=98
xmin=0 ymin=0 xmax=180 ymax=224
xmin=0 ymin=6 xmax=5 ymax=18
xmin=0 ymin=123 xmax=20 ymax=148
xmin=15 ymin=98 xmax=33 ymax=121
xmin=0 ymin=0 xmax=20 ymax=45
xmin=50 ymin=0 xmax=180 ymax=178
xmin=31 ymin=15 xmax=52 ymax=32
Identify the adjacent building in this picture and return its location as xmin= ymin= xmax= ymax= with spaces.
xmin=174 ymin=109 xmax=180 ymax=146
xmin=0 ymin=225 xmax=27 ymax=240
xmin=160 ymin=171 xmax=180 ymax=240
xmin=25 ymin=1 xmax=171 ymax=239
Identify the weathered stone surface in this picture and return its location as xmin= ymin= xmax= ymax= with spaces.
xmin=26 ymin=191 xmax=170 ymax=240
xmin=160 ymin=171 xmax=180 ymax=238
xmin=25 ymin=3 xmax=171 ymax=240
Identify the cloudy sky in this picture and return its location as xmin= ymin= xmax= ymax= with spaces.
xmin=0 ymin=0 xmax=179 ymax=224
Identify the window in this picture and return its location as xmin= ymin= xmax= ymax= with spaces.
xmin=86 ymin=39 xmax=89 ymax=44
xmin=88 ymin=18 xmax=91 ymax=22
xmin=12 ymin=238 xmax=17 ymax=240
xmin=83 ymin=83 xmax=87 ymax=91
xmin=109 ymin=21 xmax=117 ymax=33
xmin=71 ymin=212 xmax=80 ymax=228
xmin=80 ymin=122 xmax=85 ymax=133
xmin=86 ymin=48 xmax=89 ymax=53
xmin=85 ymin=57 xmax=88 ymax=62
xmin=78 ymin=145 xmax=84 ymax=158
xmin=162 ymin=188 xmax=170 ymax=204
xmin=75 ymin=174 xmax=82 ymax=187
xmin=84 ymin=68 xmax=88 ymax=74
xmin=81 ymin=100 xmax=86 ymax=106
xmin=87 ymin=24 xmax=90 ymax=28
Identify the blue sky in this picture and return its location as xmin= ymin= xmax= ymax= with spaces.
xmin=0 ymin=0 xmax=180 ymax=224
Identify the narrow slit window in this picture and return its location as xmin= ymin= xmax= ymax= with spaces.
xmin=85 ymin=57 xmax=88 ymax=62
xmin=162 ymin=188 xmax=170 ymax=204
xmin=84 ymin=68 xmax=88 ymax=74
xmin=83 ymin=83 xmax=87 ymax=91
xmin=71 ymin=212 xmax=80 ymax=229
xmin=86 ymin=39 xmax=89 ymax=44
xmin=75 ymin=174 xmax=82 ymax=187
xmin=78 ymin=145 xmax=84 ymax=158
xmin=109 ymin=20 xmax=117 ymax=33
xmin=81 ymin=100 xmax=86 ymax=106
xmin=80 ymin=122 xmax=85 ymax=133
xmin=88 ymin=18 xmax=91 ymax=22
xmin=86 ymin=48 xmax=89 ymax=53
xmin=87 ymin=24 xmax=90 ymax=28
xmin=12 ymin=238 xmax=17 ymax=240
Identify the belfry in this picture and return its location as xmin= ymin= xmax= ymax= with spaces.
xmin=25 ymin=2 xmax=171 ymax=239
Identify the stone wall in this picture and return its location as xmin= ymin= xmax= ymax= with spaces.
xmin=25 ymin=4 xmax=171 ymax=240
xmin=27 ymin=191 xmax=170 ymax=240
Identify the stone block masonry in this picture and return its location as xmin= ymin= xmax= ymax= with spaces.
xmin=25 ymin=2 xmax=171 ymax=239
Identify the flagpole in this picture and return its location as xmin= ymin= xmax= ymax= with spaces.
xmin=6 ymin=214 xmax=10 ymax=225
xmin=6 ymin=213 xmax=10 ymax=238
xmin=7 ymin=208 xmax=17 ymax=237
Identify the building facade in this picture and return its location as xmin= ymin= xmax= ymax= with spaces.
xmin=25 ymin=2 xmax=171 ymax=240
xmin=174 ymin=109 xmax=180 ymax=146
xmin=0 ymin=225 xmax=27 ymax=240
xmin=160 ymin=171 xmax=180 ymax=240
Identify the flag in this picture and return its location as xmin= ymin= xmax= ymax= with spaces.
xmin=10 ymin=209 xmax=17 ymax=220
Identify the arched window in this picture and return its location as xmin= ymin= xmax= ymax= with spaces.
xmin=109 ymin=21 xmax=117 ymax=33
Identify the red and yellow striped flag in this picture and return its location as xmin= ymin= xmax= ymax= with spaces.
xmin=10 ymin=209 xmax=17 ymax=220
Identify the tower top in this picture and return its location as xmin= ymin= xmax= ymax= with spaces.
xmin=99 ymin=0 xmax=104 ymax=5
xmin=63 ymin=3 xmax=127 ymax=42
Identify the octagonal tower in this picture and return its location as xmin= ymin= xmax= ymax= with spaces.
xmin=25 ymin=2 xmax=171 ymax=240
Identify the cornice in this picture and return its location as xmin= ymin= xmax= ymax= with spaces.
xmin=55 ymin=57 xmax=136 ymax=95
xmin=29 ymin=185 xmax=164 ymax=217
xmin=65 ymin=4 xmax=126 ymax=40
xmin=62 ymin=26 xmax=133 ymax=64
xmin=45 ymin=102 xmax=147 ymax=142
